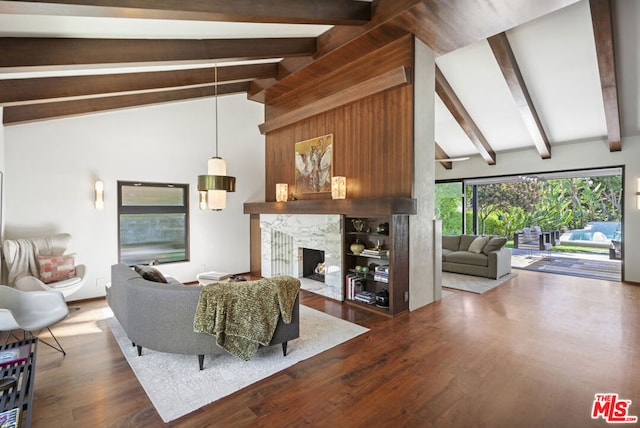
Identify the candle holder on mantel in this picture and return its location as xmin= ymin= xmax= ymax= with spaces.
xmin=276 ymin=183 xmax=288 ymax=202
xmin=331 ymin=176 xmax=346 ymax=199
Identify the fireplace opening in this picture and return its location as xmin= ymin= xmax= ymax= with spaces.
xmin=302 ymin=248 xmax=325 ymax=283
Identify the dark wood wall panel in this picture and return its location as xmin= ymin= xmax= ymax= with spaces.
xmin=264 ymin=84 xmax=413 ymax=201
xmin=263 ymin=37 xmax=414 ymax=202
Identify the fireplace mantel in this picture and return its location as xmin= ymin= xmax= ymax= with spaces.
xmin=244 ymin=197 xmax=417 ymax=217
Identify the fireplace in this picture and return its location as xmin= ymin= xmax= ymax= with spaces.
xmin=260 ymin=214 xmax=343 ymax=301
xmin=302 ymin=248 xmax=325 ymax=283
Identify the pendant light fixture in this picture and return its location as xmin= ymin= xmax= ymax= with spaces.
xmin=198 ymin=65 xmax=236 ymax=211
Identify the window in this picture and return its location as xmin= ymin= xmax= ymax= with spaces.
xmin=118 ymin=181 xmax=189 ymax=265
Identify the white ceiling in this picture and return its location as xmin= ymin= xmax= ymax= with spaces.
xmin=434 ymin=0 xmax=612 ymax=158
xmin=0 ymin=0 xmax=637 ymax=162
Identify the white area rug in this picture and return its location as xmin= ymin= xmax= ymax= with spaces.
xmin=106 ymin=306 xmax=369 ymax=423
xmin=442 ymin=271 xmax=517 ymax=294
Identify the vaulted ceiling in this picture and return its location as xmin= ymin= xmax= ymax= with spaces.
xmin=0 ymin=0 xmax=634 ymax=169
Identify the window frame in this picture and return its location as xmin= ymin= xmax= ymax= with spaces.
xmin=117 ymin=180 xmax=190 ymax=266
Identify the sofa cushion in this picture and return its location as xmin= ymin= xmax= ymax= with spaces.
xmin=458 ymin=235 xmax=478 ymax=251
xmin=445 ymin=251 xmax=489 ymax=267
xmin=442 ymin=248 xmax=455 ymax=261
xmin=134 ymin=265 xmax=168 ymax=283
xmin=483 ymin=237 xmax=508 ymax=254
xmin=468 ymin=236 xmax=489 ymax=253
xmin=442 ymin=235 xmax=461 ymax=251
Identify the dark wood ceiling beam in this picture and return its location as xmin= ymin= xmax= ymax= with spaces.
xmin=0 ymin=0 xmax=371 ymax=25
xmin=253 ymin=0 xmax=582 ymax=99
xmin=488 ymin=32 xmax=551 ymax=159
xmin=0 ymin=37 xmax=315 ymax=68
xmin=435 ymin=143 xmax=453 ymax=170
xmin=2 ymin=81 xmax=250 ymax=125
xmin=397 ymin=0 xmax=582 ymax=56
xmin=590 ymin=0 xmax=621 ymax=151
xmin=0 ymin=63 xmax=277 ymax=104
xmin=435 ymin=66 xmax=496 ymax=165
xmin=258 ymin=24 xmax=410 ymax=103
xmin=252 ymin=0 xmax=423 ymax=102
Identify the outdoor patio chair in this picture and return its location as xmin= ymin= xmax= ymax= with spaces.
xmin=514 ymin=227 xmax=553 ymax=258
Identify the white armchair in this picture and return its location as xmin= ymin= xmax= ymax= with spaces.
xmin=0 ymin=285 xmax=70 ymax=354
xmin=2 ymin=233 xmax=87 ymax=298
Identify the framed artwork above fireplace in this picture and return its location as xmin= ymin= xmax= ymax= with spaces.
xmin=294 ymin=134 xmax=333 ymax=195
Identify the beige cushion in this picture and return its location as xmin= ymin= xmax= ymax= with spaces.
xmin=483 ymin=237 xmax=508 ymax=254
xmin=468 ymin=236 xmax=489 ymax=254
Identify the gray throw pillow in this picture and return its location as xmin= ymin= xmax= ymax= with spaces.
xmin=134 ymin=265 xmax=168 ymax=283
xmin=482 ymin=237 xmax=508 ymax=254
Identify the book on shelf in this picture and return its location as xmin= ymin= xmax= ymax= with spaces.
xmin=373 ymin=265 xmax=389 ymax=283
xmin=361 ymin=249 xmax=386 ymax=257
xmin=345 ymin=274 xmax=366 ymax=300
xmin=198 ymin=271 xmax=231 ymax=281
xmin=0 ymin=344 xmax=30 ymax=367
xmin=354 ymin=290 xmax=376 ymax=304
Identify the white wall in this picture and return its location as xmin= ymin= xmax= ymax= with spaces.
xmin=3 ymin=94 xmax=265 ymax=300
xmin=436 ymin=137 xmax=640 ymax=283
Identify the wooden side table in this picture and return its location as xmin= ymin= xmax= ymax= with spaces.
xmin=0 ymin=338 xmax=38 ymax=428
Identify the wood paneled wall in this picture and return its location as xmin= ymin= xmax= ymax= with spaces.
xmin=264 ymin=36 xmax=415 ymax=201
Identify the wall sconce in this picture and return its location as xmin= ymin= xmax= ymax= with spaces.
xmin=94 ymin=180 xmax=105 ymax=211
xmin=276 ymin=183 xmax=288 ymax=202
xmin=331 ymin=176 xmax=346 ymax=199
xmin=636 ymin=177 xmax=640 ymax=210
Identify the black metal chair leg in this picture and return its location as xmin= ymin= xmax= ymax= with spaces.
xmin=198 ymin=355 xmax=204 ymax=370
xmin=137 ymin=345 xmax=142 ymax=356
xmin=27 ymin=328 xmax=66 ymax=355
xmin=2 ymin=332 xmax=21 ymax=345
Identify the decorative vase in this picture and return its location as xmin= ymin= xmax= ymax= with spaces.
xmin=350 ymin=239 xmax=365 ymax=255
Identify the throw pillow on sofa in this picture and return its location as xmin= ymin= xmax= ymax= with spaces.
xmin=468 ymin=236 xmax=490 ymax=253
xmin=482 ymin=237 xmax=508 ymax=254
xmin=134 ymin=265 xmax=168 ymax=283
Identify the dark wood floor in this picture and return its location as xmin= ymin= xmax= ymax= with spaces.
xmin=28 ymin=270 xmax=640 ymax=427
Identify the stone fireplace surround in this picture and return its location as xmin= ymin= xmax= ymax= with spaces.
xmin=245 ymin=198 xmax=420 ymax=308
xmin=260 ymin=214 xmax=343 ymax=301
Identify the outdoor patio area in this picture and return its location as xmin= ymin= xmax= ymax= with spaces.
xmin=511 ymin=248 xmax=621 ymax=282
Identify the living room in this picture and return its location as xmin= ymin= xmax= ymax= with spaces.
xmin=1 ymin=0 xmax=640 ymax=426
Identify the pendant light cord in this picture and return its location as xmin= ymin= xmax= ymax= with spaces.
xmin=214 ymin=64 xmax=219 ymax=158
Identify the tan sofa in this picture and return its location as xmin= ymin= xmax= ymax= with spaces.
xmin=441 ymin=235 xmax=511 ymax=279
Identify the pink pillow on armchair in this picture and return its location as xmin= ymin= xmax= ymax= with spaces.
xmin=37 ymin=255 xmax=77 ymax=284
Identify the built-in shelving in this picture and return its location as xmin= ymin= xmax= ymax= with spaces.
xmin=344 ymin=215 xmax=409 ymax=316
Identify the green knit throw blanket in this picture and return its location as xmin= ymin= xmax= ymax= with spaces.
xmin=193 ymin=276 xmax=300 ymax=361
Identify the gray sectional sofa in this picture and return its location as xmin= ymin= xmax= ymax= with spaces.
xmin=107 ymin=263 xmax=300 ymax=369
xmin=441 ymin=235 xmax=512 ymax=279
